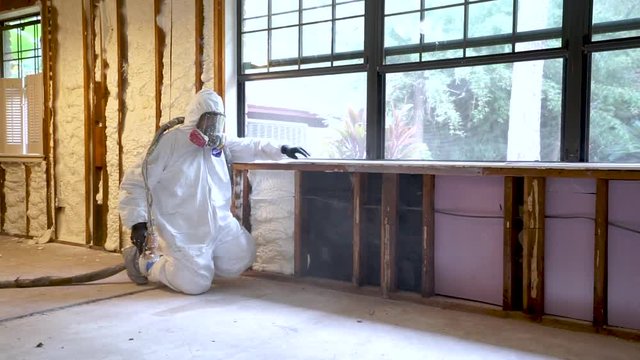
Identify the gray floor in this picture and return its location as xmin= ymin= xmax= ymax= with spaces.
xmin=1 ymin=236 xmax=639 ymax=360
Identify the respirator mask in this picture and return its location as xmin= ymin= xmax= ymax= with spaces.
xmin=189 ymin=111 xmax=226 ymax=150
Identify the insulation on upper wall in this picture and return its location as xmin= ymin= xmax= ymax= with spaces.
xmin=201 ymin=0 xmax=214 ymax=89
xmin=52 ymin=0 xmax=86 ymax=244
xmin=120 ymin=0 xmax=157 ymax=173
xmin=102 ymin=0 xmax=122 ymax=251
xmin=159 ymin=0 xmax=196 ymax=123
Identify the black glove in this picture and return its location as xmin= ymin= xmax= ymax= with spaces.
xmin=131 ymin=222 xmax=148 ymax=254
xmin=281 ymin=145 xmax=310 ymax=159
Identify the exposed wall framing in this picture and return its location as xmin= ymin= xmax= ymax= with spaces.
xmin=195 ymin=0 xmax=204 ymax=92
xmin=41 ymin=0 xmax=55 ymax=232
xmin=153 ymin=0 xmax=164 ymax=129
xmin=234 ymin=161 xmax=640 ymax=341
xmin=212 ymin=0 xmax=224 ymax=97
xmin=351 ymin=172 xmax=364 ymax=286
xmin=594 ymin=178 xmax=608 ymax=328
xmin=523 ymin=177 xmax=545 ymax=318
xmin=421 ymin=174 xmax=435 ymax=297
xmin=381 ymin=173 xmax=398 ymax=298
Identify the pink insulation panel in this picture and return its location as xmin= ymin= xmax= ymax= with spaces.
xmin=544 ymin=178 xmax=595 ymax=321
xmin=434 ymin=176 xmax=504 ymax=305
xmin=608 ymin=181 xmax=640 ymax=330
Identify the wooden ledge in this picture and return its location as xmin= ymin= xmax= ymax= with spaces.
xmin=0 ymin=155 xmax=45 ymax=163
xmin=233 ymin=160 xmax=640 ymax=180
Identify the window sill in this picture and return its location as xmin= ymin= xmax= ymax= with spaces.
xmin=0 ymin=154 xmax=45 ymax=163
xmin=232 ymin=159 xmax=640 ymax=180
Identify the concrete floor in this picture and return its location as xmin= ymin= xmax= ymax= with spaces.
xmin=1 ymin=236 xmax=639 ymax=360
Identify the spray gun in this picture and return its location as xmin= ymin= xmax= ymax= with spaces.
xmin=140 ymin=116 xmax=185 ymax=261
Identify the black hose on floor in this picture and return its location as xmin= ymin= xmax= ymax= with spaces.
xmin=0 ymin=263 xmax=126 ymax=288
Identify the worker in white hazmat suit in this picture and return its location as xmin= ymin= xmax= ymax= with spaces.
xmin=118 ymin=89 xmax=309 ymax=295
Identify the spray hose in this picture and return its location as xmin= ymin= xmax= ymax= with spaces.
xmin=142 ymin=116 xmax=185 ymax=253
xmin=0 ymin=117 xmax=186 ymax=289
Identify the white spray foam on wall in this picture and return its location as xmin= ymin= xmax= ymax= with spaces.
xmin=102 ymin=0 xmax=124 ymax=251
xmin=52 ymin=0 xmax=86 ymax=243
xmin=159 ymin=0 xmax=196 ymax=121
xmin=249 ymin=170 xmax=295 ymax=275
xmin=202 ymin=0 xmax=214 ymax=88
xmin=1 ymin=163 xmax=26 ymax=235
xmin=27 ymin=161 xmax=48 ymax=237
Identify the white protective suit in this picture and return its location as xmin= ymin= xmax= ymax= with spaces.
xmin=119 ymin=89 xmax=284 ymax=295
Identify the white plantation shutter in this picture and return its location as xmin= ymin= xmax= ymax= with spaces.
xmin=0 ymin=78 xmax=24 ymax=154
xmin=25 ymin=73 xmax=44 ymax=154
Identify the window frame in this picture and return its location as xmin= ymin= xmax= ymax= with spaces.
xmin=236 ymin=0 xmax=640 ymax=162
xmin=0 ymin=12 xmax=42 ymax=156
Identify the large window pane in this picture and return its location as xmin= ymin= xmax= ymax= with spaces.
xmin=385 ymin=0 xmax=420 ymax=15
xmin=385 ymin=60 xmax=563 ymax=161
xmin=468 ymin=0 xmax=513 ymax=38
xmin=423 ymin=6 xmax=464 ymax=43
xmin=517 ymin=0 xmax=562 ymax=33
xmin=271 ymin=27 xmax=299 ymax=60
xmin=335 ymin=17 xmax=364 ymax=54
xmin=240 ymin=0 xmax=364 ymax=72
xmin=592 ymin=0 xmax=640 ymax=40
xmin=242 ymin=0 xmax=267 ymax=18
xmin=242 ymin=31 xmax=268 ymax=72
xmin=245 ymin=73 xmax=367 ymax=159
xmin=2 ymin=17 xmax=41 ymax=79
xmin=385 ymin=13 xmax=421 ymax=48
xmin=589 ymin=49 xmax=640 ymax=163
xmin=303 ymin=22 xmax=332 ymax=57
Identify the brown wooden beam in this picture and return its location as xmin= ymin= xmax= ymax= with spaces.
xmin=294 ymin=170 xmax=303 ymax=276
xmin=195 ymin=0 xmax=204 ymax=92
xmin=593 ymin=178 xmax=609 ymax=328
xmin=0 ymin=165 xmax=5 ymax=232
xmin=24 ymin=164 xmax=31 ymax=236
xmin=0 ymin=0 xmax=36 ymax=13
xmin=381 ymin=173 xmax=398 ymax=298
xmin=421 ymin=174 xmax=435 ymax=297
xmin=241 ymin=170 xmax=251 ymax=232
xmin=352 ymin=173 xmax=364 ymax=286
xmin=232 ymin=160 xmax=640 ymax=180
xmin=523 ymin=176 xmax=545 ymax=318
xmin=154 ymin=0 xmax=165 ymax=129
xmin=213 ymin=0 xmax=225 ymax=98
xmin=503 ymin=176 xmax=519 ymax=310
xmin=40 ymin=1 xmax=54 ymax=232
xmin=82 ymin=0 xmax=96 ymax=245
xmin=116 ymin=0 xmax=126 ymax=248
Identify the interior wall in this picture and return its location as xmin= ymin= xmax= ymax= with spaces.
xmin=50 ymin=0 xmax=86 ymax=244
xmin=0 ymin=163 xmax=26 ymax=235
xmin=102 ymin=0 xmax=122 ymax=251
xmin=0 ymin=0 xmax=218 ymax=246
xmin=159 ymin=0 xmax=196 ymax=123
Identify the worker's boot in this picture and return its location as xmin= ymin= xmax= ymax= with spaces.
xmin=122 ymin=246 xmax=149 ymax=285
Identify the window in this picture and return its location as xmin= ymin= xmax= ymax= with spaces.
xmin=239 ymin=0 xmax=367 ymax=159
xmin=237 ymin=0 xmax=640 ymax=162
xmin=0 ymin=14 xmax=42 ymax=155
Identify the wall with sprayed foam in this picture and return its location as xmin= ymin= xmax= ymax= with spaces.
xmin=27 ymin=162 xmax=48 ymax=237
xmin=249 ymin=170 xmax=295 ymax=275
xmin=160 ymin=0 xmax=196 ymax=122
xmin=0 ymin=161 xmax=47 ymax=237
xmin=102 ymin=0 xmax=122 ymax=251
xmin=1 ymin=163 xmax=26 ymax=235
xmin=52 ymin=0 xmax=86 ymax=244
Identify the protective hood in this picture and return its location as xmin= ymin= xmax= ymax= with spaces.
xmin=184 ymin=89 xmax=225 ymax=129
